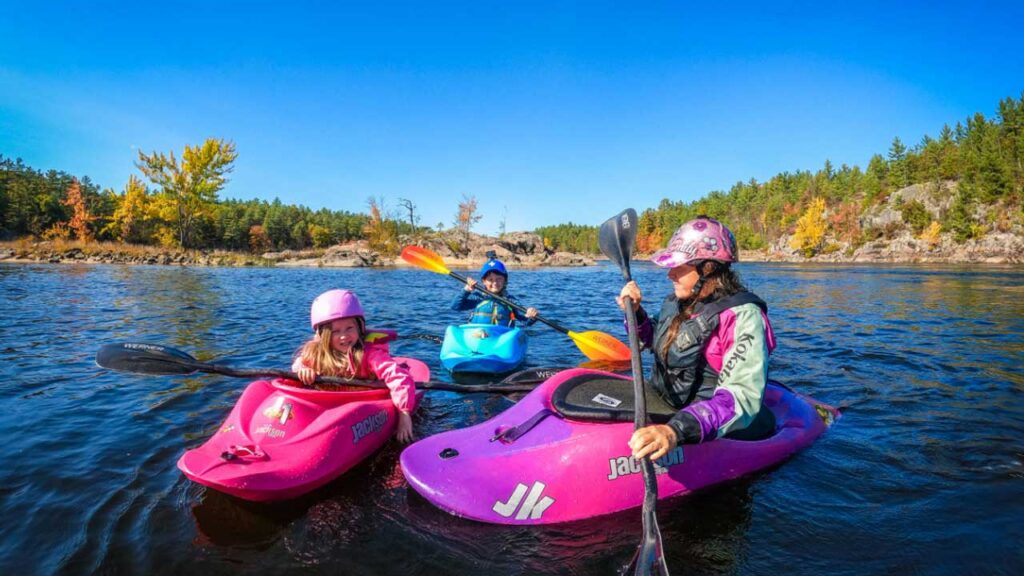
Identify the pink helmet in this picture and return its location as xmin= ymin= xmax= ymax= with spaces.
xmin=310 ymin=289 xmax=364 ymax=331
xmin=650 ymin=216 xmax=738 ymax=268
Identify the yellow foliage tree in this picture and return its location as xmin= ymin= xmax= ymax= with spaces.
xmin=309 ymin=223 xmax=333 ymax=248
xmin=103 ymin=175 xmax=149 ymax=243
xmin=789 ymin=197 xmax=827 ymax=257
xmin=43 ymin=221 xmax=71 ymax=242
xmin=363 ymin=197 xmax=398 ymax=254
xmin=919 ymin=221 xmax=942 ymax=247
xmin=136 ymin=138 xmax=238 ymax=248
xmin=144 ymin=192 xmax=180 ymax=248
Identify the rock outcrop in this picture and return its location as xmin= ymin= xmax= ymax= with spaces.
xmin=747 ymin=182 xmax=1024 ymax=264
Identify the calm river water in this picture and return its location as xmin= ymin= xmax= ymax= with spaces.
xmin=1 ymin=261 xmax=1021 ymax=575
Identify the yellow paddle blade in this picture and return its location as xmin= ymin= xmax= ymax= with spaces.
xmin=577 ymin=358 xmax=633 ymax=372
xmin=567 ymin=330 xmax=632 ymax=362
xmin=401 ymin=245 xmax=450 ymax=275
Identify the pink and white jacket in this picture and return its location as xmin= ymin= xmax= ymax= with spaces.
xmin=633 ymin=291 xmax=776 ymax=443
xmin=292 ymin=332 xmax=416 ymax=413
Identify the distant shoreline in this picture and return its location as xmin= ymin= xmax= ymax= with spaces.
xmin=2 ymin=239 xmax=1022 ymax=267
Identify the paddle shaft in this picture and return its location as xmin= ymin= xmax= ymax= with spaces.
xmin=187 ymin=362 xmax=539 ymax=393
xmin=623 ymin=294 xmax=664 ymax=573
xmin=599 ymin=208 xmax=668 ymax=575
xmin=446 ymin=269 xmax=571 ymax=334
xmin=620 ymin=293 xmax=659 ymax=501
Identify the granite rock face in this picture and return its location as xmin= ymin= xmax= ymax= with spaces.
xmin=742 ymin=182 xmax=1024 ymax=264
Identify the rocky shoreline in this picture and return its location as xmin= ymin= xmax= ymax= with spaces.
xmin=3 ymin=219 xmax=1022 ymax=268
xmin=741 ymin=231 xmax=1024 ymax=264
xmin=0 ymin=231 xmax=599 ymax=269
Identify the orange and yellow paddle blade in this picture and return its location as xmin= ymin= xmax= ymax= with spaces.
xmin=567 ymin=330 xmax=632 ymax=362
xmin=401 ymin=245 xmax=450 ymax=275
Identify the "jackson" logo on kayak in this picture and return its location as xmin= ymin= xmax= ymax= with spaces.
xmin=255 ymin=424 xmax=286 ymax=439
xmin=606 ymin=447 xmax=685 ymax=481
xmin=352 ymin=410 xmax=389 ymax=443
xmin=493 ymin=481 xmax=555 ymax=520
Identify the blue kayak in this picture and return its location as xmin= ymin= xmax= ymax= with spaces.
xmin=440 ymin=324 xmax=528 ymax=374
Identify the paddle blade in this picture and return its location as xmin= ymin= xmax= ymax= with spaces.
xmin=577 ymin=358 xmax=632 ymax=372
xmin=599 ymin=208 xmax=639 ymax=281
xmin=95 ymin=343 xmax=203 ymax=376
xmin=567 ymin=330 xmax=632 ymax=362
xmin=401 ymin=245 xmax=451 ymax=275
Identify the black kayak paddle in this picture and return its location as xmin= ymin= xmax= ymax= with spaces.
xmin=95 ymin=342 xmax=562 ymax=394
xmin=599 ymin=209 xmax=670 ymax=576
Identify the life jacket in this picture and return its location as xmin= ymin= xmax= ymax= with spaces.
xmin=348 ymin=328 xmax=397 ymax=379
xmin=363 ymin=327 xmax=398 ymax=346
xmin=649 ymin=291 xmax=768 ymax=408
xmin=467 ymin=297 xmax=517 ymax=327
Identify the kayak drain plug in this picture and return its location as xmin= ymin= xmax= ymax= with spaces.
xmin=439 ymin=448 xmax=459 ymax=459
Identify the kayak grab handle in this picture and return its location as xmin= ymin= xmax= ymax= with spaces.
xmin=221 ymin=444 xmax=267 ymax=461
xmin=490 ymin=409 xmax=554 ymax=444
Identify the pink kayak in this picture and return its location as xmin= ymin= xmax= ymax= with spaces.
xmin=400 ymin=368 xmax=839 ymax=524
xmin=177 ymin=357 xmax=429 ymax=502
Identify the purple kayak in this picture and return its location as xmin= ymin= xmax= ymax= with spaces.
xmin=401 ymin=368 xmax=839 ymax=524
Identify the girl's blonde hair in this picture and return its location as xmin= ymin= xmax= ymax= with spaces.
xmin=296 ymin=318 xmax=366 ymax=380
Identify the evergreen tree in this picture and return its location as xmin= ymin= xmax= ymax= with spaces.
xmin=888 ymin=137 xmax=909 ymax=189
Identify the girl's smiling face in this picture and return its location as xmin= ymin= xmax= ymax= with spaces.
xmin=326 ymin=317 xmax=361 ymax=353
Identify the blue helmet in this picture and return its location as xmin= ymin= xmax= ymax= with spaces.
xmin=480 ymin=255 xmax=508 ymax=280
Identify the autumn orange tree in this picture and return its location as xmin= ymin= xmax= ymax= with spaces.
xmin=248 ymin=224 xmax=271 ymax=253
xmin=61 ymin=178 xmax=96 ymax=242
xmin=635 ymin=209 xmax=663 ymax=253
xmin=454 ymin=194 xmax=481 ymax=254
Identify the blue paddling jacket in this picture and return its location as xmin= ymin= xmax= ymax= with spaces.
xmin=451 ymin=290 xmax=537 ymax=327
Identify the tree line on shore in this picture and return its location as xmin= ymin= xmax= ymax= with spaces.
xmin=536 ymin=93 xmax=1024 ymax=256
xmin=0 ymin=141 xmax=481 ymax=254
xmin=2 ymin=93 xmax=1022 ymax=257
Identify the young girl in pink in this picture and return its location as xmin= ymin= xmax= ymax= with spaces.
xmin=292 ymin=289 xmax=416 ymax=443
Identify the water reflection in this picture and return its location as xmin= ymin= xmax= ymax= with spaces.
xmin=3 ymin=263 xmax=1024 ymax=575
xmin=399 ymin=478 xmax=756 ymax=575
xmin=191 ymin=490 xmax=301 ymax=549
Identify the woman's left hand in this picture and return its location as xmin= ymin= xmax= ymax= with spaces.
xmin=616 ymin=281 xmax=642 ymax=311
xmin=394 ymin=411 xmax=415 ymax=443
xmin=628 ymin=424 xmax=678 ymax=461
xmin=525 ymin=307 xmax=538 ymax=319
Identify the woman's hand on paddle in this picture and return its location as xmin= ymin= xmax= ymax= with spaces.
xmin=297 ymin=365 xmax=318 ymax=386
xmin=395 ymin=411 xmax=414 ymax=443
xmin=525 ymin=307 xmax=538 ymax=319
xmin=616 ymin=281 xmax=642 ymax=311
xmin=629 ymin=424 xmax=678 ymax=461
xmin=464 ymin=278 xmax=477 ymax=292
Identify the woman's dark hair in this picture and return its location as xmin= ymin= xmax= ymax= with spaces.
xmin=659 ymin=261 xmax=746 ymax=361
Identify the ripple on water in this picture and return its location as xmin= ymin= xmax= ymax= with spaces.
xmin=2 ymin=263 xmax=1023 ymax=575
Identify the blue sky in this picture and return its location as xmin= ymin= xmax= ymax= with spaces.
xmin=2 ymin=1 xmax=1022 ymax=234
